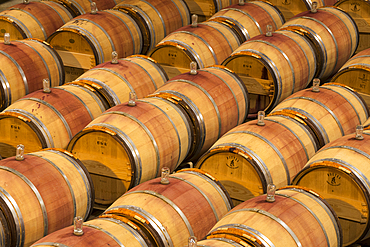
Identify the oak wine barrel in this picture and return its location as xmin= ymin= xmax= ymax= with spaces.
xmin=114 ymin=0 xmax=190 ymax=54
xmin=148 ymin=20 xmax=240 ymax=78
xmin=67 ymin=96 xmax=192 ymax=205
xmin=208 ymin=0 xmax=285 ymax=43
xmin=0 ymin=84 xmax=106 ymax=158
xmin=0 ymin=148 xmax=94 ymax=247
xmin=70 ymin=55 xmax=168 ymax=108
xmin=331 ymin=48 xmax=370 ymax=110
xmin=102 ymin=168 xmax=233 ymax=247
xmin=0 ymin=0 xmax=73 ymax=41
xmin=147 ymin=65 xmax=249 ymax=161
xmin=292 ymin=130 xmax=370 ymax=246
xmin=280 ymin=6 xmax=359 ymax=82
xmin=222 ymin=28 xmax=316 ymax=116
xmin=334 ymin=0 xmax=370 ymax=54
xmin=207 ymin=186 xmax=342 ymax=247
xmin=195 ymin=114 xmax=318 ymax=205
xmin=46 ymin=9 xmax=143 ymax=81
xmin=0 ymin=38 xmax=65 ymax=111
xmin=270 ymin=83 xmax=369 ymax=147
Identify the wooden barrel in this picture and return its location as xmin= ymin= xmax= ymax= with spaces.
xmin=31 ymin=216 xmax=152 ymax=247
xmin=207 ymin=186 xmax=342 ymax=247
xmin=331 ymin=48 xmax=370 ymax=110
xmin=71 ymin=55 xmax=168 ymax=108
xmin=265 ymin=0 xmax=338 ymax=21
xmin=46 ymin=9 xmax=143 ymax=79
xmin=181 ymin=0 xmax=238 ymax=22
xmin=0 ymin=84 xmax=106 ymax=158
xmin=67 ymin=96 xmax=192 ymax=205
xmin=195 ymin=114 xmax=318 ymax=206
xmin=0 ymin=148 xmax=94 ymax=247
xmin=0 ymin=38 xmax=65 ymax=111
xmin=292 ymin=130 xmax=370 ymax=246
xmin=280 ymin=6 xmax=359 ymax=82
xmin=271 ymin=83 xmax=369 ymax=147
xmin=334 ymin=0 xmax=370 ymax=54
xmin=48 ymin=0 xmax=121 ymax=16
xmin=222 ymin=28 xmax=316 ymax=116
xmin=114 ymin=0 xmax=190 ymax=54
xmin=148 ymin=21 xmax=241 ymax=78
xmin=0 ymin=0 xmax=73 ymax=41
xmin=147 ymin=65 xmax=249 ymax=161
xmin=102 ymin=168 xmax=233 ymax=247
xmin=208 ymin=0 xmax=285 ymax=43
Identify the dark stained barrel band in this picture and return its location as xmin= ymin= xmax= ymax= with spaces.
xmin=210 ymin=223 xmax=275 ymax=247
xmin=4 ymin=108 xmax=54 ymax=147
xmin=0 ymin=50 xmax=28 ymax=95
xmin=211 ymin=142 xmax=273 ymax=188
xmin=0 ymin=14 xmax=32 ymax=37
xmin=0 ymin=187 xmax=24 ymax=247
xmin=108 ymin=204 xmax=173 ymax=247
xmin=227 ymin=208 xmax=302 ymax=247
xmin=88 ymin=122 xmax=142 ymax=186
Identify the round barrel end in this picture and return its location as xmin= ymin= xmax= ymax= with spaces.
xmin=67 ymin=126 xmax=137 ymax=206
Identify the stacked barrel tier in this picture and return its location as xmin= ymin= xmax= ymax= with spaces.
xmin=279 ymin=5 xmax=359 ymax=82
xmin=0 ymin=0 xmax=73 ymax=41
xmin=222 ymin=28 xmax=316 ymax=116
xmin=0 ymin=38 xmax=65 ymax=111
xmin=47 ymin=0 xmax=123 ymax=17
xmin=67 ymin=97 xmax=192 ymax=206
xmin=0 ymin=84 xmax=106 ymax=159
xmin=101 ymin=168 xmax=233 ymax=247
xmin=148 ymin=19 xmax=241 ymax=79
xmin=331 ymin=48 xmax=370 ymax=110
xmin=195 ymin=113 xmax=318 ymax=206
xmin=270 ymin=83 xmax=369 ymax=147
xmin=206 ymin=0 xmax=285 ymax=44
xmin=206 ymin=186 xmax=342 ymax=247
xmin=113 ymin=0 xmax=190 ymax=55
xmin=70 ymin=54 xmax=168 ymax=108
xmin=334 ymin=0 xmax=370 ymax=54
xmin=0 ymin=148 xmax=94 ymax=247
xmin=181 ymin=0 xmax=239 ymax=22
xmin=46 ymin=9 xmax=143 ymax=82
xmin=263 ymin=0 xmax=338 ymax=21
xmin=148 ymin=0 xmax=285 ymax=79
xmin=291 ymin=128 xmax=370 ymax=246
xmin=31 ymin=216 xmax=153 ymax=247
xmin=147 ymin=65 xmax=249 ymax=161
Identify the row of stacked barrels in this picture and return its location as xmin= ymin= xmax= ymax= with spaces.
xmin=1 ymin=0 xmax=370 ymax=246
xmin=2 ymin=0 xmax=364 ymax=110
xmin=2 ymin=81 xmax=368 ymax=247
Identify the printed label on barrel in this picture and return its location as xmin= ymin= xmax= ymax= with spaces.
xmin=327 ymin=172 xmax=341 ymax=186
xmin=197 ymin=152 xmax=264 ymax=205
